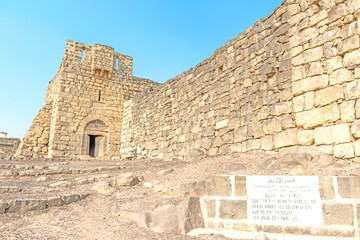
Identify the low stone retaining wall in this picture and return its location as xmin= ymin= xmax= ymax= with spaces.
xmin=0 ymin=193 xmax=90 ymax=214
xmin=197 ymin=175 xmax=360 ymax=239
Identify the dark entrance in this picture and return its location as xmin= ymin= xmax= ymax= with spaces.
xmin=89 ymin=135 xmax=97 ymax=157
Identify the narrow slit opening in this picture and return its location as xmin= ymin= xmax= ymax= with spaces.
xmin=81 ymin=47 xmax=85 ymax=61
xmin=98 ymin=90 xmax=101 ymax=101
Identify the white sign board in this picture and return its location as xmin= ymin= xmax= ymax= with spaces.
xmin=247 ymin=176 xmax=322 ymax=225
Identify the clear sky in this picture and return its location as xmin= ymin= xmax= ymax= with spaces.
xmin=0 ymin=0 xmax=282 ymax=138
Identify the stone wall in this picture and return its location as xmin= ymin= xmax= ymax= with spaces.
xmin=198 ymin=175 xmax=360 ymax=239
xmin=17 ymin=40 xmax=160 ymax=159
xmin=0 ymin=138 xmax=20 ymax=156
xmin=121 ymin=0 xmax=360 ymax=161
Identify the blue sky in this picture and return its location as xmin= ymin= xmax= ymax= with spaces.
xmin=0 ymin=0 xmax=281 ymax=138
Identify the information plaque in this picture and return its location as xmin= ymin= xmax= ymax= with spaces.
xmin=247 ymin=176 xmax=322 ymax=225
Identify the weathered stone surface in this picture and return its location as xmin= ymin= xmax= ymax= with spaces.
xmin=234 ymin=126 xmax=247 ymax=143
xmin=176 ymin=197 xmax=204 ymax=234
xmin=292 ymin=47 xmax=323 ymax=66
xmin=36 ymin=176 xmax=49 ymax=182
xmin=344 ymin=49 xmax=360 ymax=68
xmin=314 ymin=85 xmax=343 ymax=106
xmin=314 ymin=154 xmax=334 ymax=168
xmin=338 ymin=35 xmax=359 ymax=55
xmin=0 ymin=200 xmax=7 ymax=213
xmin=334 ymin=143 xmax=354 ymax=159
xmin=234 ymin=176 xmax=246 ymax=196
xmin=298 ymin=130 xmax=314 ymax=146
xmin=218 ymin=200 xmax=246 ymax=220
xmin=0 ymin=169 xmax=15 ymax=177
xmin=340 ymin=100 xmax=355 ymax=122
xmin=337 ymin=177 xmax=360 ymax=198
xmin=0 ymin=186 xmax=22 ymax=193
xmin=205 ymin=176 xmax=231 ymax=196
xmin=295 ymin=103 xmax=340 ymax=129
xmin=262 ymin=118 xmax=282 ymax=134
xmin=62 ymin=194 xmax=82 ymax=204
xmin=292 ymin=75 xmax=328 ymax=96
xmin=7 ymin=199 xmax=46 ymax=213
xmin=323 ymin=203 xmax=354 ymax=226
xmin=225 ymin=163 xmax=247 ymax=172
xmin=92 ymin=181 xmax=116 ymax=195
xmin=351 ymin=120 xmax=360 ymax=139
xmin=319 ymin=176 xmax=335 ymax=200
xmin=142 ymin=203 xmax=179 ymax=233
xmin=49 ymin=181 xmax=72 ymax=188
xmin=47 ymin=196 xmax=63 ymax=207
xmin=274 ymin=128 xmax=298 ymax=149
xmin=157 ymin=168 xmax=174 ymax=176
xmin=354 ymin=140 xmax=360 ymax=156
xmin=204 ymin=199 xmax=217 ymax=218
xmin=314 ymin=124 xmax=351 ymax=145
xmin=114 ymin=172 xmax=140 ymax=187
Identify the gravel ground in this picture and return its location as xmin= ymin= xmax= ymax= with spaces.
xmin=0 ymin=153 xmax=359 ymax=240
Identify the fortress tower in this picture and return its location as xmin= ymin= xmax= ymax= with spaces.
xmin=16 ymin=40 xmax=160 ymax=159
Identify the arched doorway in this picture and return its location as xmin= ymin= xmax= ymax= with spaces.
xmin=82 ymin=120 xmax=108 ymax=157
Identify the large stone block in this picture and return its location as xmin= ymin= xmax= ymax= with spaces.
xmin=334 ymin=143 xmax=354 ymax=159
xmin=345 ymin=79 xmax=360 ymax=99
xmin=323 ymin=56 xmax=343 ymax=74
xmin=298 ymin=130 xmax=314 ymax=146
xmin=234 ymin=126 xmax=247 ymax=143
xmin=295 ymin=103 xmax=340 ymax=129
xmin=247 ymin=122 xmax=264 ymax=138
xmin=234 ymin=176 xmax=246 ymax=196
xmin=323 ymin=203 xmax=354 ymax=226
xmin=337 ymin=177 xmax=360 ymax=198
xmin=176 ymin=197 xmax=204 ymax=234
xmin=262 ymin=118 xmax=282 ymax=134
xmin=344 ymin=49 xmax=360 ymax=68
xmin=337 ymin=35 xmax=360 ymax=55
xmin=246 ymin=139 xmax=260 ymax=151
xmin=218 ymin=200 xmax=247 ymax=220
xmin=204 ymin=199 xmax=217 ymax=218
xmin=354 ymin=140 xmax=360 ymax=156
xmin=292 ymin=75 xmax=328 ymax=96
xmin=328 ymin=3 xmax=347 ymax=22
xmin=205 ymin=176 xmax=232 ymax=196
xmin=293 ymin=95 xmax=305 ymax=112
xmin=144 ymin=203 xmax=179 ymax=233
xmin=314 ymin=124 xmax=351 ymax=145
xmin=304 ymin=91 xmax=315 ymax=110
xmin=314 ymin=85 xmax=343 ymax=107
xmin=215 ymin=119 xmax=229 ymax=130
xmin=340 ymin=100 xmax=355 ymax=122
xmin=260 ymin=135 xmax=274 ymax=151
xmin=274 ymin=128 xmax=298 ymax=149
xmin=319 ymin=176 xmax=335 ymax=200
xmin=292 ymin=47 xmax=323 ymax=66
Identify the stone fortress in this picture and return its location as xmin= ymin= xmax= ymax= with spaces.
xmin=14 ymin=41 xmax=160 ymax=159
xmin=12 ymin=0 xmax=360 ymax=163
xmin=1 ymin=0 xmax=360 ymax=239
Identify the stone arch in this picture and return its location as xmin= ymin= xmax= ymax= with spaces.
xmin=76 ymin=114 xmax=114 ymax=158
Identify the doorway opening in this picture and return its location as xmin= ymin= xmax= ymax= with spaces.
xmin=82 ymin=119 xmax=108 ymax=158
xmin=89 ymin=135 xmax=97 ymax=157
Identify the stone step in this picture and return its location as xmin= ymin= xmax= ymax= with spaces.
xmin=0 ymin=193 xmax=90 ymax=214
